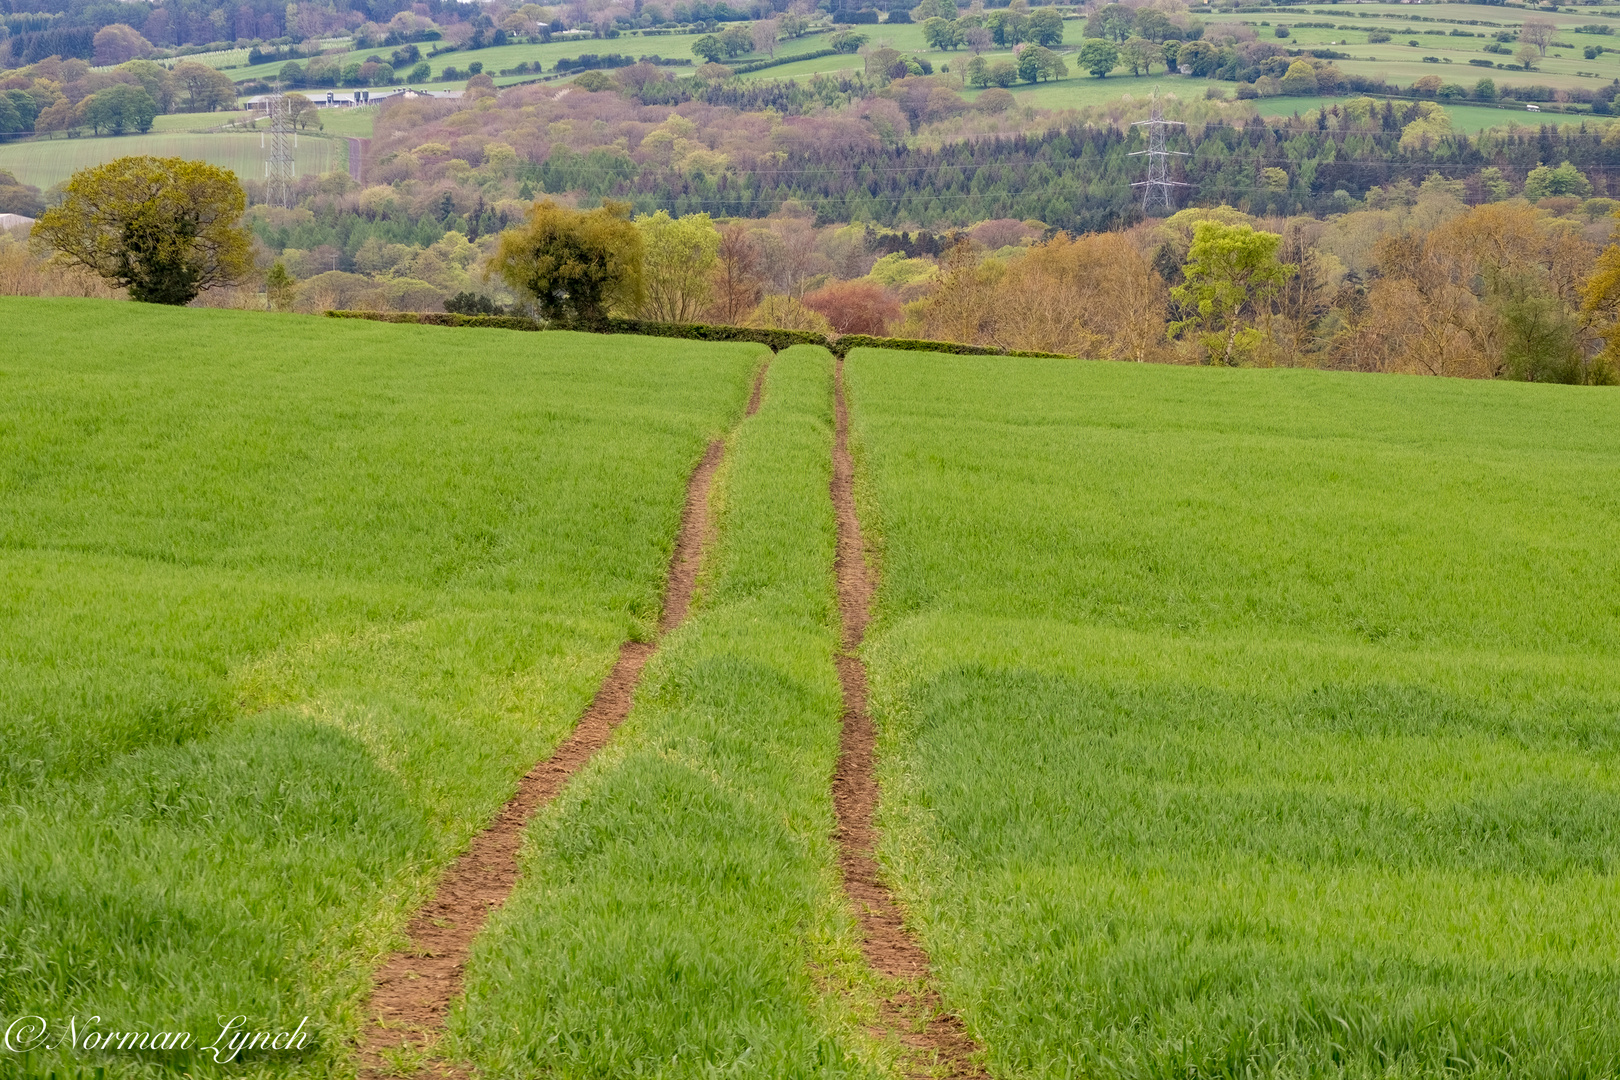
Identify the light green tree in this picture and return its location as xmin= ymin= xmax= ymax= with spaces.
xmin=1524 ymin=161 xmax=1592 ymax=199
xmin=635 ymin=210 xmax=722 ymax=323
xmin=1169 ymin=220 xmax=1296 ymax=366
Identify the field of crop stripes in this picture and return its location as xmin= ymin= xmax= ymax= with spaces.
xmin=0 ymin=299 xmax=759 ymax=1079
xmin=846 ymin=352 xmax=1620 ymax=1080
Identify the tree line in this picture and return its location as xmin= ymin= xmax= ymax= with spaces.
xmin=16 ymin=153 xmax=1620 ymax=387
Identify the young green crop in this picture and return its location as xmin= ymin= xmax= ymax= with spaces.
xmin=846 ymin=350 xmax=1620 ymax=1080
xmin=0 ymin=298 xmax=760 ymax=1078
xmin=452 ymin=346 xmax=889 ymax=1079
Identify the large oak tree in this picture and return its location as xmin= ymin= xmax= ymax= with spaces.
xmin=32 ymin=155 xmax=253 ymax=305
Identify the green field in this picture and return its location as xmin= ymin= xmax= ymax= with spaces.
xmin=230 ymin=28 xmax=759 ymax=86
xmin=0 ymin=299 xmax=761 ymax=1078
xmin=0 ymin=131 xmax=338 ymax=190
xmin=1204 ymin=2 xmax=1620 ymax=95
xmin=1253 ymin=94 xmax=1594 ymax=131
xmin=847 ymin=353 xmax=1620 ymax=1079
xmin=451 ymin=345 xmax=895 ymax=1078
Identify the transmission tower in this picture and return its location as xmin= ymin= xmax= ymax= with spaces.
xmin=1130 ymin=92 xmax=1189 ymax=214
xmin=265 ymin=91 xmax=294 ymax=208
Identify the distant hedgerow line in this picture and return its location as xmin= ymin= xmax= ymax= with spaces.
xmin=323 ymin=308 xmax=1072 ymax=358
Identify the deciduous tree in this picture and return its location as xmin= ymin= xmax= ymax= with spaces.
xmin=1079 ymin=39 xmax=1119 ymax=77
xmin=92 ymin=24 xmax=153 ymax=66
xmin=31 ymin=156 xmax=253 ymax=304
xmin=1521 ymin=16 xmax=1555 ymax=55
xmin=802 ymin=279 xmax=900 ymax=334
xmin=1169 ymin=220 xmax=1294 ymax=365
xmin=636 ymin=210 xmax=721 ymax=322
xmin=490 ymin=199 xmax=645 ymax=324
xmin=709 ymin=222 xmax=763 ymax=324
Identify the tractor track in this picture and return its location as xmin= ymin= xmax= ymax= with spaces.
xmin=356 ymin=364 xmax=766 ymax=1078
xmin=830 ymin=356 xmax=984 ymax=1078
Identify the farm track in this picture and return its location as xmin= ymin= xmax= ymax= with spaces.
xmin=348 ymin=136 xmax=367 ymax=183
xmin=830 ymin=357 xmax=984 ymax=1078
xmin=357 ymin=364 xmax=767 ymax=1078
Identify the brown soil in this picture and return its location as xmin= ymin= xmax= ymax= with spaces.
xmin=830 ymin=358 xmax=984 ymax=1079
xmin=356 ymin=363 xmax=767 ymax=1077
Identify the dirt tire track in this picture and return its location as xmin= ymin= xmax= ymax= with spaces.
xmin=830 ymin=357 xmax=984 ymax=1079
xmin=357 ymin=365 xmax=766 ymax=1078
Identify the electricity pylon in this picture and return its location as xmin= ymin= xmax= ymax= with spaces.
xmin=1129 ymin=91 xmax=1189 ymax=214
xmin=266 ymin=91 xmax=294 ymax=208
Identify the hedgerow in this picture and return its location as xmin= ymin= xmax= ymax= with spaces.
xmin=324 ymin=309 xmax=1073 ymax=358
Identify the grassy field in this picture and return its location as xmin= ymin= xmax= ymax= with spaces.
xmin=230 ymin=28 xmax=756 ymax=86
xmin=0 ymin=299 xmax=761 ymax=1078
xmin=0 ymin=131 xmax=338 ymax=190
xmin=1253 ymin=94 xmax=1594 ymax=131
xmin=450 ymin=345 xmax=891 ymax=1078
xmin=1204 ymin=2 xmax=1620 ymax=94
xmin=847 ymin=352 xmax=1620 ymax=1079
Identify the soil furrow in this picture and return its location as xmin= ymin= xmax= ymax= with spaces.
xmin=830 ymin=357 xmax=984 ymax=1079
xmin=357 ymin=365 xmax=764 ymax=1078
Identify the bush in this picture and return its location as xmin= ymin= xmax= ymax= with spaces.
xmin=445 ymin=292 xmax=507 ymax=315
xmin=1274 ymin=25 xmax=1289 ymax=38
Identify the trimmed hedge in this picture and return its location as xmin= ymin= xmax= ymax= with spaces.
xmin=323 ymin=310 xmax=1072 ymax=359
xmin=728 ymin=48 xmax=839 ymax=74
xmin=325 ymin=310 xmax=544 ymax=331
xmin=833 ymin=334 xmax=1069 ymax=359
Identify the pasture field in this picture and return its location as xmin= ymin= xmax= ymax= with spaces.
xmin=0 ymin=131 xmax=336 ymax=190
xmin=0 ymin=299 xmax=761 ymax=1078
xmin=1252 ymin=95 xmax=1592 ymax=132
xmin=451 ymin=346 xmax=891 ymax=1078
xmin=229 ymin=28 xmax=758 ymax=86
xmin=846 ymin=352 xmax=1620 ymax=1079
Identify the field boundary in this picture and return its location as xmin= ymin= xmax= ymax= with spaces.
xmin=830 ymin=356 xmax=984 ymax=1078
xmin=324 ymin=309 xmax=1072 ymax=359
xmin=357 ymin=365 xmax=766 ymax=1078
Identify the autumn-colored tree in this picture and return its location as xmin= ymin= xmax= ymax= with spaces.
xmin=746 ymin=295 xmax=833 ymax=333
xmin=490 ymin=200 xmax=644 ymax=324
xmin=709 ymin=222 xmax=763 ymax=324
xmin=913 ymin=239 xmax=1001 ymax=345
xmin=989 ymin=231 xmax=1167 ymax=359
xmin=802 ymin=280 xmax=900 ymax=335
xmin=1169 ymin=221 xmax=1294 ymax=365
xmin=92 ymin=24 xmax=153 ymax=66
xmin=32 ymin=156 xmax=253 ymax=304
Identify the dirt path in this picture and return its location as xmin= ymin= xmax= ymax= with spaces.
xmin=347 ymin=137 xmax=366 ymax=183
xmin=830 ymin=357 xmax=984 ymax=1079
xmin=357 ymin=366 xmax=766 ymax=1078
